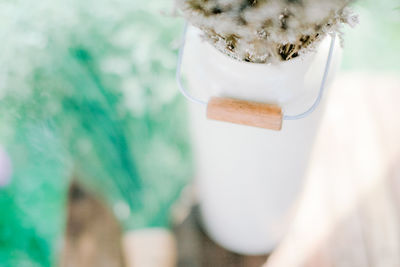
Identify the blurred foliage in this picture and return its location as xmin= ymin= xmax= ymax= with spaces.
xmin=0 ymin=124 xmax=68 ymax=267
xmin=342 ymin=0 xmax=400 ymax=71
xmin=0 ymin=0 xmax=192 ymax=266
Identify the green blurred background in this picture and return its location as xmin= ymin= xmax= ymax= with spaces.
xmin=342 ymin=0 xmax=400 ymax=71
xmin=0 ymin=0 xmax=191 ymax=266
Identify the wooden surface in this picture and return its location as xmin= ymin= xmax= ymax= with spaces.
xmin=265 ymin=72 xmax=400 ymax=267
xmin=207 ymin=97 xmax=283 ymax=130
xmin=60 ymin=185 xmax=267 ymax=267
xmin=60 ymin=183 xmax=125 ymax=267
xmin=61 ymin=73 xmax=400 ymax=267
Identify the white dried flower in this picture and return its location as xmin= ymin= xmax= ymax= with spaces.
xmin=177 ymin=0 xmax=357 ymax=63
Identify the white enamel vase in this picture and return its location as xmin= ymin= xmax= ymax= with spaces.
xmin=182 ymin=26 xmax=341 ymax=255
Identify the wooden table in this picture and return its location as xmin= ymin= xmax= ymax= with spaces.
xmin=265 ymin=73 xmax=400 ymax=267
xmin=61 ymin=73 xmax=400 ymax=267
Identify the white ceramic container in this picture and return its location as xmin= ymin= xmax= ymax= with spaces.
xmin=182 ymin=27 xmax=341 ymax=255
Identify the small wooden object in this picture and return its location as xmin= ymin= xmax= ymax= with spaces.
xmin=206 ymin=97 xmax=283 ymax=130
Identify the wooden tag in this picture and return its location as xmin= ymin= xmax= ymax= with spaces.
xmin=206 ymin=97 xmax=283 ymax=130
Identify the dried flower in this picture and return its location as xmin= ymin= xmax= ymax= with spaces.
xmin=177 ymin=0 xmax=357 ymax=63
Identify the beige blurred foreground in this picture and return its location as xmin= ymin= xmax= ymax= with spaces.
xmin=266 ymin=72 xmax=400 ymax=267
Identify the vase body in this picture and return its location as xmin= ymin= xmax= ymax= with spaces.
xmin=183 ymin=27 xmax=341 ymax=255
